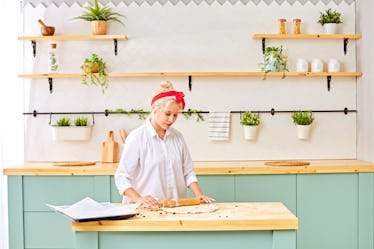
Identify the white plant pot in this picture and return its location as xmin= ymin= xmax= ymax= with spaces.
xmin=51 ymin=126 xmax=93 ymax=141
xmin=324 ymin=23 xmax=337 ymax=34
xmin=296 ymin=124 xmax=312 ymax=140
xmin=243 ymin=125 xmax=259 ymax=141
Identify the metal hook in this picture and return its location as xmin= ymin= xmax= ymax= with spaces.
xmin=92 ymin=112 xmax=95 ymax=124
xmin=270 ymin=108 xmax=275 ymax=115
xmin=49 ymin=112 xmax=52 ymax=125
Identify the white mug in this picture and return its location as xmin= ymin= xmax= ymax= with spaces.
xmin=311 ymin=59 xmax=324 ymax=72
xmin=328 ymin=58 xmax=340 ymax=72
xmin=296 ymin=59 xmax=309 ymax=72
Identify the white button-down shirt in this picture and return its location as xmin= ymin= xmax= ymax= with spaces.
xmin=115 ymin=119 xmax=198 ymax=203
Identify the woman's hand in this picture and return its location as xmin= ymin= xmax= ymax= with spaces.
xmin=197 ymin=194 xmax=215 ymax=204
xmin=134 ymin=195 xmax=159 ymax=208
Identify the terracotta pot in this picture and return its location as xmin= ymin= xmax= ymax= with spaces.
xmin=91 ymin=20 xmax=108 ymax=35
xmin=82 ymin=62 xmax=100 ymax=74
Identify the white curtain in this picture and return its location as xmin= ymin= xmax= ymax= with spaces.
xmin=0 ymin=1 xmax=24 ymax=249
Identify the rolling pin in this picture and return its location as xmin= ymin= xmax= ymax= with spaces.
xmin=159 ymin=198 xmax=204 ymax=208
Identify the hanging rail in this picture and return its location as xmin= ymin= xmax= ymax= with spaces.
xmin=24 ymin=108 xmax=356 ymax=117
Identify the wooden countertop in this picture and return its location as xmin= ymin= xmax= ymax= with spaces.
xmin=3 ymin=159 xmax=374 ymax=176
xmin=72 ymin=202 xmax=298 ymax=232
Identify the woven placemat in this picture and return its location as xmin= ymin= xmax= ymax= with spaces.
xmin=52 ymin=161 xmax=96 ymax=166
xmin=265 ymin=161 xmax=310 ymax=166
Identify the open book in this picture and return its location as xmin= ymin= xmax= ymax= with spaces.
xmin=47 ymin=197 xmax=139 ymax=222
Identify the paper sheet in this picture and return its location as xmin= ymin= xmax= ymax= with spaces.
xmin=47 ymin=197 xmax=139 ymax=222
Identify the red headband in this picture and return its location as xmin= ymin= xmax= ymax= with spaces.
xmin=151 ymin=91 xmax=185 ymax=110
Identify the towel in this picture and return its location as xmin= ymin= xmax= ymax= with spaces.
xmin=208 ymin=112 xmax=231 ymax=141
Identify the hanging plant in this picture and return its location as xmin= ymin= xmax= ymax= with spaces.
xmin=81 ymin=53 xmax=109 ymax=94
xmin=259 ymin=45 xmax=288 ymax=79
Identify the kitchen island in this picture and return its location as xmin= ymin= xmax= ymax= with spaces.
xmin=4 ymin=159 xmax=374 ymax=249
xmin=72 ymin=202 xmax=298 ymax=249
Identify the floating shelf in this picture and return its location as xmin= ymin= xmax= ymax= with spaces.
xmin=18 ymin=35 xmax=128 ymax=56
xmin=18 ymin=71 xmax=362 ymax=93
xmin=252 ymin=34 xmax=362 ymax=39
xmin=18 ymin=71 xmax=363 ymax=78
xmin=252 ymin=33 xmax=362 ymax=55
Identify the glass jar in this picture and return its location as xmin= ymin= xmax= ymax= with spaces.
xmin=296 ymin=58 xmax=308 ymax=72
xmin=328 ymin=58 xmax=340 ymax=72
xmin=311 ymin=58 xmax=324 ymax=72
xmin=48 ymin=43 xmax=59 ymax=73
xmin=278 ymin=19 xmax=286 ymax=34
xmin=293 ymin=19 xmax=301 ymax=34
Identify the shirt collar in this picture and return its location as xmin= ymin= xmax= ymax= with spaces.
xmin=146 ymin=118 xmax=172 ymax=139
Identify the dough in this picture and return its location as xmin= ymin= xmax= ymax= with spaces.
xmin=161 ymin=204 xmax=218 ymax=214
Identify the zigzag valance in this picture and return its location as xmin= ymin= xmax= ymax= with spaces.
xmin=22 ymin=0 xmax=355 ymax=7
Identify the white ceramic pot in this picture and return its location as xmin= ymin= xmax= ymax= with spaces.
xmin=328 ymin=58 xmax=340 ymax=72
xmin=243 ymin=125 xmax=258 ymax=141
xmin=324 ymin=23 xmax=337 ymax=34
xmin=296 ymin=125 xmax=312 ymax=140
xmin=51 ymin=126 xmax=93 ymax=141
xmin=296 ymin=58 xmax=309 ymax=72
xmin=311 ymin=59 xmax=324 ymax=72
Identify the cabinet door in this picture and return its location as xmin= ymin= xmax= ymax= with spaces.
xmin=297 ymin=174 xmax=358 ymax=249
xmin=235 ymin=175 xmax=296 ymax=213
xmin=23 ymin=176 xmax=110 ymax=211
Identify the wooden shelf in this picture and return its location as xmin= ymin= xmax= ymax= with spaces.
xmin=252 ymin=34 xmax=362 ymax=40
xmin=19 ymin=34 xmax=128 ymax=56
xmin=18 ymin=71 xmax=363 ymax=78
xmin=252 ymin=33 xmax=362 ymax=55
xmin=18 ymin=34 xmax=128 ymax=41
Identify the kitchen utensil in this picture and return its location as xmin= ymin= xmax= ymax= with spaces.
xmin=38 ymin=19 xmax=55 ymax=36
xmin=119 ymin=128 xmax=127 ymax=144
xmin=159 ymin=198 xmax=204 ymax=208
xmin=52 ymin=161 xmax=96 ymax=166
xmin=264 ymin=161 xmax=310 ymax=166
xmin=101 ymin=130 xmax=119 ymax=163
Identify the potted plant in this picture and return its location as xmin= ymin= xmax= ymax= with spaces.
xmin=259 ymin=46 xmax=288 ymax=79
xmin=81 ymin=53 xmax=109 ymax=93
xmin=51 ymin=116 xmax=93 ymax=141
xmin=317 ymin=8 xmax=342 ymax=34
xmin=292 ymin=110 xmax=314 ymax=140
xmin=240 ymin=112 xmax=260 ymax=140
xmin=73 ymin=0 xmax=125 ymax=35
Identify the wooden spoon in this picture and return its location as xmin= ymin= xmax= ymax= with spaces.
xmin=119 ymin=128 xmax=127 ymax=144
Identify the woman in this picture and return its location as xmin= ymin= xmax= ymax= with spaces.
xmin=115 ymin=81 xmax=214 ymax=207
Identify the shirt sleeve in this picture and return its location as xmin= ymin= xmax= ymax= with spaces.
xmin=114 ymin=132 xmax=140 ymax=196
xmin=179 ymin=133 xmax=198 ymax=186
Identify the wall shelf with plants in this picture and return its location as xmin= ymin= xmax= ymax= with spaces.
xmin=252 ymin=33 xmax=362 ymax=55
xmin=18 ymin=71 xmax=362 ymax=93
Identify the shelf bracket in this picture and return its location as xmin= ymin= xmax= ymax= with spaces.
xmin=343 ymin=38 xmax=348 ymax=55
xmin=327 ymin=75 xmax=332 ymax=91
xmin=31 ymin=40 xmax=36 ymax=57
xmin=188 ymin=75 xmax=192 ymax=92
xmin=113 ymin=39 xmax=118 ymax=56
xmin=48 ymin=77 xmax=53 ymax=93
xmin=262 ymin=38 xmax=266 ymax=54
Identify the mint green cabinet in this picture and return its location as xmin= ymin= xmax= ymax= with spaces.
xmin=235 ymin=175 xmax=297 ymax=213
xmin=7 ymin=173 xmax=374 ymax=249
xmin=297 ymin=174 xmax=358 ymax=249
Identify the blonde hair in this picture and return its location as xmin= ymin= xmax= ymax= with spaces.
xmin=150 ymin=81 xmax=178 ymax=109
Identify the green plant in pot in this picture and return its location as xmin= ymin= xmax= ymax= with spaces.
xmin=240 ymin=112 xmax=260 ymax=141
xmin=74 ymin=0 xmax=125 ymax=35
xmin=81 ymin=53 xmax=109 ymax=93
xmin=259 ymin=46 xmax=288 ymax=79
xmin=56 ymin=117 xmax=71 ymax=126
xmin=317 ymin=8 xmax=342 ymax=34
xmin=74 ymin=116 xmax=88 ymax=126
xmin=292 ymin=110 xmax=314 ymax=140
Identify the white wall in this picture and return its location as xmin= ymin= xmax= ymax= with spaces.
xmin=357 ymin=0 xmax=374 ymax=163
xmin=22 ymin=2 xmax=358 ymax=161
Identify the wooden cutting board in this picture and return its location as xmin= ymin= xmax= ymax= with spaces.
xmin=101 ymin=130 xmax=119 ymax=163
xmin=52 ymin=161 xmax=96 ymax=166
xmin=265 ymin=161 xmax=310 ymax=166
